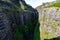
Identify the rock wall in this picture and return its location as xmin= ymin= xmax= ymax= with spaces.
xmin=0 ymin=0 xmax=39 ymax=40
xmin=37 ymin=6 xmax=60 ymax=40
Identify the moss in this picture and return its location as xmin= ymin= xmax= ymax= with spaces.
xmin=15 ymin=25 xmax=24 ymax=40
xmin=15 ymin=23 xmax=35 ymax=40
xmin=34 ymin=25 xmax=40 ymax=40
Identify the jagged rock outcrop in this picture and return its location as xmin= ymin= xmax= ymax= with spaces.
xmin=0 ymin=0 xmax=39 ymax=40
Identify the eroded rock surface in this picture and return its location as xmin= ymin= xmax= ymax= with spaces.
xmin=0 ymin=0 xmax=39 ymax=40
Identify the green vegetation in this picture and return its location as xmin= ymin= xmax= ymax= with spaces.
xmin=34 ymin=24 xmax=40 ymax=40
xmin=45 ymin=2 xmax=60 ymax=8
xmin=16 ymin=23 xmax=40 ymax=40
xmin=16 ymin=25 xmax=24 ymax=40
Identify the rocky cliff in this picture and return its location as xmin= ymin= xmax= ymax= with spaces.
xmin=36 ymin=1 xmax=60 ymax=40
xmin=0 ymin=0 xmax=39 ymax=40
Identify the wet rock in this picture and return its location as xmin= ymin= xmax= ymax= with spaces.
xmin=0 ymin=0 xmax=39 ymax=40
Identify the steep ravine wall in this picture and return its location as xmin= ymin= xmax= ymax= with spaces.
xmin=0 ymin=0 xmax=39 ymax=40
xmin=37 ymin=7 xmax=60 ymax=40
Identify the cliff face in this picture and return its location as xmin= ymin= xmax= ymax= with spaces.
xmin=0 ymin=0 xmax=39 ymax=40
xmin=36 ymin=2 xmax=60 ymax=40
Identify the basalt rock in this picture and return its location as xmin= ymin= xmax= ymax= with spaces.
xmin=0 ymin=0 xmax=39 ymax=40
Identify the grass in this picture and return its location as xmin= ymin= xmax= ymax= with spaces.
xmin=45 ymin=2 xmax=60 ymax=8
